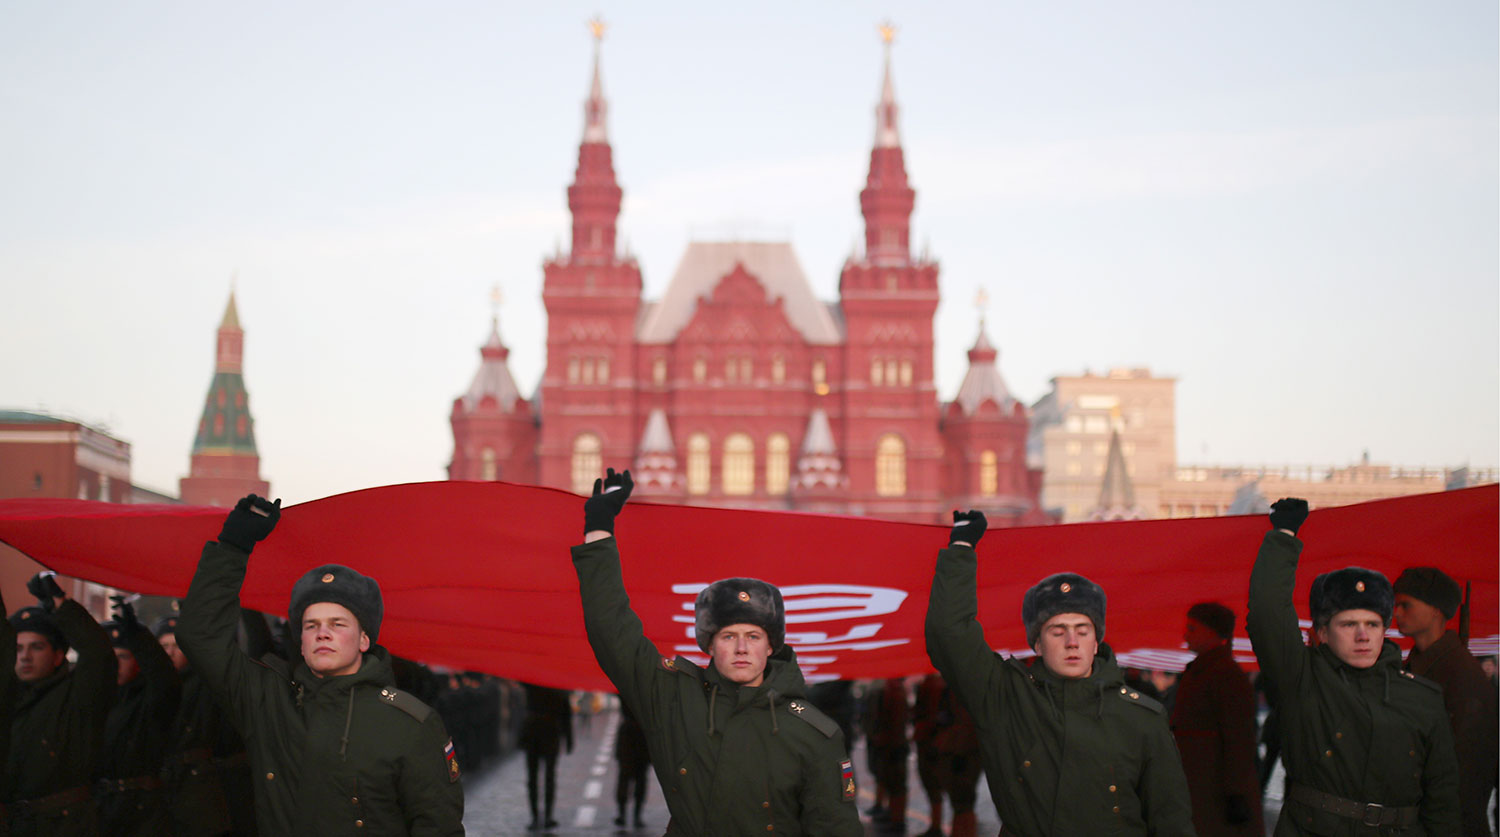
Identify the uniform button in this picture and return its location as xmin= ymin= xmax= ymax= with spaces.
xmin=1112 ymin=806 xmax=1120 ymax=814
xmin=1022 ymin=760 xmax=1031 ymax=768
xmin=1335 ymin=732 xmax=1342 ymax=739
xmin=1324 ymin=750 xmax=1332 ymax=757
xmin=679 ymin=768 xmax=687 ymax=775
xmin=1109 ymin=785 xmax=1117 ymax=793
xmin=762 ymin=802 xmax=770 ymax=808
xmin=766 ymin=826 xmax=774 ymax=832
xmin=1409 ymin=750 xmax=1416 ymax=757
xmin=355 ymin=820 xmax=364 ymax=828
xmin=266 ymin=772 xmax=275 ymax=780
xmin=352 ymin=797 xmax=359 ymax=804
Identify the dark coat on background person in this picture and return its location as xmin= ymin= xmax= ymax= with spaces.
xmin=162 ymin=664 xmax=237 ymax=837
xmin=520 ymin=684 xmax=573 ymax=758
xmin=3 ymin=599 xmax=116 ymax=836
xmin=178 ymin=540 xmax=464 ymax=836
xmin=925 ymin=543 xmax=1195 ymax=837
xmin=97 ymin=621 xmax=181 ymax=836
xmin=1247 ymin=530 xmax=1461 ymax=835
xmin=912 ymin=674 xmax=982 ymax=819
xmin=1170 ymin=642 xmax=1263 ymax=837
xmin=0 ymin=587 xmax=14 ymax=776
xmin=572 ymin=537 xmax=862 ymax=837
xmin=863 ymin=677 xmax=911 ymax=797
xmin=806 ymin=680 xmax=857 ymax=754
xmin=1405 ymin=630 xmax=1499 ymax=837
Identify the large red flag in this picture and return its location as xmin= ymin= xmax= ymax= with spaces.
xmin=0 ymin=482 xmax=1493 ymax=691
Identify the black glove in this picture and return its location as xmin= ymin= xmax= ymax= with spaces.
xmin=27 ymin=571 xmax=65 ymax=610
xmin=949 ymin=509 xmax=987 ymax=548
xmin=1225 ymin=794 xmax=1252 ymax=825
xmin=583 ymin=468 xmax=634 ymax=535
xmin=110 ymin=594 xmax=141 ymax=636
xmin=218 ymin=494 xmax=282 ymax=553
xmin=1268 ymin=497 xmax=1308 ymax=536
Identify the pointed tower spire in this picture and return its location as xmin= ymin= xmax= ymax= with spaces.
xmin=860 ymin=21 xmax=916 ymax=265
xmin=634 ymin=408 xmax=682 ymax=494
xmin=180 ymin=284 xmax=269 ymax=506
xmin=583 ymin=16 xmax=609 ymax=143
xmin=567 ymin=16 xmax=623 ymax=261
xmin=1088 ymin=415 xmax=1145 ymax=521
xmin=461 ymin=286 xmax=522 ymax=412
xmin=952 ymin=291 xmax=1016 ymax=415
xmin=875 ymin=21 xmax=901 ymax=149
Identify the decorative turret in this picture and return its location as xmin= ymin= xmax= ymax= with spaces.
xmin=180 ymin=286 xmax=269 ymax=507
xmin=951 ymin=294 xmax=1020 ymax=417
xmin=1088 ymin=416 xmax=1145 ymax=521
xmin=633 ymin=408 xmax=681 ymax=494
xmin=449 ymin=289 xmax=538 ymax=484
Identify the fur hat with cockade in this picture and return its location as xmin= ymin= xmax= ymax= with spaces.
xmin=694 ymin=578 xmax=785 ymax=654
xmin=1022 ymin=573 xmax=1106 ymax=648
xmin=1309 ymin=567 xmax=1393 ymax=628
xmin=288 ymin=564 xmax=384 ymax=642
xmin=1392 ymin=567 xmax=1462 ymax=621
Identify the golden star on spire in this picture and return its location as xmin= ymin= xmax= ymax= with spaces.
xmin=588 ymin=16 xmax=606 ymax=42
xmin=878 ymin=20 xmax=897 ymax=46
xmin=974 ymin=287 xmax=989 ymax=313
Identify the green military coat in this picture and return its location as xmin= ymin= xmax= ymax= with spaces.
xmin=1247 ymin=530 xmax=1461 ymax=835
xmin=178 ymin=540 xmax=464 ymax=836
xmin=572 ymin=537 xmax=862 ymax=837
xmin=97 ymin=621 xmax=181 ymax=835
xmin=925 ymin=545 xmax=1195 ymax=837
xmin=3 ymin=598 xmax=116 ymax=835
xmin=162 ymin=666 xmax=236 ymax=836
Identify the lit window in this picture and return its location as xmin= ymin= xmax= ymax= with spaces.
xmin=1123 ymin=442 xmax=1135 ymax=456
xmin=653 ymin=357 xmax=667 ymax=386
xmin=766 ymin=434 xmax=790 ymax=494
xmin=740 ymin=358 xmax=751 ymax=381
xmin=722 ymin=433 xmax=754 ymax=495
xmin=875 ymin=434 xmax=906 ymax=497
xmin=886 ymin=360 xmax=898 ymax=387
xmin=980 ymin=450 xmax=997 ymax=496
xmin=1094 ymin=462 xmax=1105 ymax=476
xmin=568 ymin=357 xmax=579 ymax=384
xmin=1065 ymin=415 xmax=1083 ymax=433
xmin=481 ymin=448 xmax=497 ymax=481
xmin=687 ymin=434 xmax=710 ymax=494
xmin=597 ymin=357 xmax=609 ymax=383
xmin=1066 ymin=441 xmax=1082 ymax=456
xmin=899 ymin=360 xmax=912 ymax=386
xmin=1066 ymin=461 xmax=1082 ymax=476
xmin=1094 ymin=442 xmax=1108 ymax=456
xmin=693 ymin=357 xmax=707 ymax=383
xmin=772 ymin=355 xmax=785 ymax=384
xmin=581 ymin=359 xmax=594 ymax=385
xmin=726 ymin=357 xmax=737 ymax=382
xmin=871 ymin=358 xmax=884 ymax=386
xmin=1084 ymin=415 xmax=1108 ymax=434
xmin=570 ymin=433 xmax=602 ymax=494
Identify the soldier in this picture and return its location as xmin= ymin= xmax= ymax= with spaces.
xmin=924 ymin=510 xmax=1195 ymax=836
xmin=1247 ymin=498 xmax=1460 ymax=834
xmin=614 ymin=703 xmax=650 ymax=829
xmin=519 ymin=683 xmax=573 ymax=831
xmin=4 ymin=571 xmax=116 ymax=836
xmin=177 ymin=494 xmax=464 ymax=835
xmin=571 ymin=468 xmax=862 ymax=836
xmin=155 ymin=612 xmax=240 ymax=836
xmin=1170 ymin=601 xmax=1262 ymax=837
xmin=911 ymin=673 xmax=981 ymax=837
xmin=96 ymin=594 xmax=182 ymax=836
xmin=1393 ymin=566 xmax=1499 ymax=837
xmin=862 ymin=677 xmax=911 ymax=829
xmin=1 ymin=585 xmax=14 ymax=775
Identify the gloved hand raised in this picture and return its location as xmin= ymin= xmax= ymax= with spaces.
xmin=949 ymin=509 xmax=987 ymax=548
xmin=27 ymin=571 xmax=65 ymax=610
xmin=1268 ymin=497 xmax=1308 ymax=536
xmin=218 ymin=494 xmax=282 ymax=553
xmin=110 ymin=594 xmax=142 ymax=636
xmin=583 ymin=468 xmax=634 ymax=535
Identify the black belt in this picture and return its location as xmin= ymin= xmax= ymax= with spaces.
xmin=1287 ymin=783 xmax=1420 ymax=828
xmin=96 ymin=775 xmax=165 ymax=794
xmin=8 ymin=785 xmax=92 ymax=816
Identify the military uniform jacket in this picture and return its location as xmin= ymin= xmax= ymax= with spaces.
xmin=178 ymin=540 xmax=464 ymax=837
xmin=925 ymin=545 xmax=1195 ymax=837
xmin=572 ymin=537 xmax=862 ymax=837
xmin=1247 ymin=531 xmax=1461 ymax=836
xmin=99 ymin=624 xmax=181 ymax=781
xmin=1405 ymin=630 xmax=1499 ymax=837
xmin=3 ymin=598 xmax=116 ymax=806
xmin=1170 ymin=642 xmax=1263 ymax=837
xmin=1 ymin=589 xmax=14 ymax=776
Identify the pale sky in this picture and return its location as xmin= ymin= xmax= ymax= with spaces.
xmin=2 ymin=2 xmax=1496 ymax=504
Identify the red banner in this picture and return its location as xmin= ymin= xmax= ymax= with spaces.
xmin=0 ymin=482 xmax=1494 ymax=691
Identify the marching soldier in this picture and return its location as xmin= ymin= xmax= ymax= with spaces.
xmin=1393 ymin=566 xmax=1498 ymax=837
xmin=571 ymin=468 xmax=862 ymax=836
xmin=96 ymin=594 xmax=182 ymax=836
xmin=1247 ymin=498 xmax=1460 ymax=834
xmin=862 ymin=677 xmax=911 ymax=828
xmin=177 ymin=494 xmax=464 ymax=836
xmin=924 ymin=510 xmax=1194 ymax=836
xmin=155 ymin=613 xmax=239 ymax=836
xmin=4 ymin=571 xmax=116 ymax=836
xmin=519 ymin=683 xmax=573 ymax=831
xmin=911 ymin=673 xmax=981 ymax=837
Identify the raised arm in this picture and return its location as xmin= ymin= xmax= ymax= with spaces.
xmin=1246 ymin=498 xmax=1309 ymax=698
xmin=40 ymin=575 xmax=116 ymax=707
xmin=923 ymin=510 xmax=1003 ymax=716
xmin=113 ymin=594 xmax=181 ymax=727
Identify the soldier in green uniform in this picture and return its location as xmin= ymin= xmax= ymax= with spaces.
xmin=154 ymin=612 xmax=240 ymax=836
xmin=924 ymin=510 xmax=1195 ymax=836
xmin=4 ymin=571 xmax=116 ymax=836
xmin=571 ymin=468 xmax=862 ymax=836
xmin=96 ymin=594 xmax=182 ymax=836
xmin=1 ymin=585 xmax=14 ymax=780
xmin=177 ymin=494 xmax=464 ymax=836
xmin=1247 ymin=498 xmax=1460 ymax=835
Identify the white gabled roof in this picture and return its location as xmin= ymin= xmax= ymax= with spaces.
xmin=638 ymin=408 xmax=675 ymax=454
xmin=461 ymin=321 xmax=522 ymax=413
xmin=636 ymin=241 xmax=843 ymax=345
xmin=952 ymin=327 xmax=1016 ymax=415
xmin=801 ymin=408 xmax=837 ymax=455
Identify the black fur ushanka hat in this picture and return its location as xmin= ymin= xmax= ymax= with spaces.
xmin=289 ymin=564 xmax=384 ymax=642
xmin=1309 ymin=566 xmax=1393 ymax=628
xmin=1021 ymin=573 xmax=1106 ymax=648
xmin=9 ymin=606 xmax=68 ymax=653
xmin=694 ymin=577 xmax=785 ymax=653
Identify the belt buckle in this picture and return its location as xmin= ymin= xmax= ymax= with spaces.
xmin=1361 ymin=803 xmax=1385 ymax=826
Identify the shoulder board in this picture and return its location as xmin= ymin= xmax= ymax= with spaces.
xmin=374 ymin=686 xmax=433 ymax=723
xmin=1114 ymin=685 xmax=1166 ymax=715
xmin=1396 ymin=669 xmax=1443 ymax=693
xmin=666 ymin=656 xmax=704 ymax=679
xmin=784 ymin=699 xmax=840 ymax=738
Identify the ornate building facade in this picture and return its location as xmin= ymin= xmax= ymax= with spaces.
xmin=450 ymin=34 xmax=1051 ymax=526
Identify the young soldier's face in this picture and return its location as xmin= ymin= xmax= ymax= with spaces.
xmin=301 ymin=602 xmax=370 ymax=678
xmin=711 ymin=623 xmax=772 ymax=687
xmin=158 ymin=633 xmax=189 ymax=672
xmin=1034 ymin=613 xmax=1097 ymax=679
xmin=15 ymin=631 xmax=65 ymax=683
xmin=114 ymin=647 xmax=140 ymax=686
xmin=1392 ymin=594 xmax=1445 ymax=638
xmin=1316 ymin=608 xmax=1384 ymax=669
xmin=1183 ymin=618 xmax=1223 ymax=655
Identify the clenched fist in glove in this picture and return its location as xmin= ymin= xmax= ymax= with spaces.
xmin=584 ymin=468 xmax=634 ymax=535
xmin=949 ymin=509 xmax=987 ymax=548
xmin=218 ymin=494 xmax=282 ymax=553
xmin=27 ymin=571 xmax=65 ymax=610
xmin=1268 ymin=497 xmax=1309 ymax=536
xmin=110 ymin=594 xmax=142 ymax=636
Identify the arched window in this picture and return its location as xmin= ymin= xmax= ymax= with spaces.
xmin=771 ymin=355 xmax=785 ymax=384
xmin=481 ymin=447 xmax=497 ymax=481
xmin=581 ymin=358 xmax=594 ymax=385
xmin=811 ymin=359 xmax=826 ymax=385
xmin=875 ymin=434 xmax=906 ymax=497
xmin=571 ymin=433 xmax=602 ymax=494
xmin=766 ymin=433 xmax=790 ymax=495
xmin=980 ymin=450 xmax=998 ymax=497
xmin=567 ymin=357 xmax=580 ymax=384
xmin=871 ymin=358 xmax=884 ymax=386
xmin=899 ymin=360 xmax=913 ymax=387
xmin=687 ymin=434 xmax=710 ymax=495
xmin=740 ymin=357 xmax=752 ymax=382
xmin=653 ymin=357 xmax=667 ymax=386
xmin=886 ymin=359 xmax=898 ymax=387
xmin=597 ymin=357 xmax=609 ymax=383
xmin=693 ymin=357 xmax=707 ymax=383
xmin=722 ymin=433 xmax=754 ymax=495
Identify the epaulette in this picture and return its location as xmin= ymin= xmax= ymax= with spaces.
xmin=1114 ymin=685 xmax=1166 ymax=716
xmin=662 ymin=655 xmax=703 ymax=680
xmin=784 ymin=698 xmax=841 ymax=738
xmin=1396 ymin=669 xmax=1443 ymax=693
xmin=375 ymin=686 xmax=432 ymax=723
